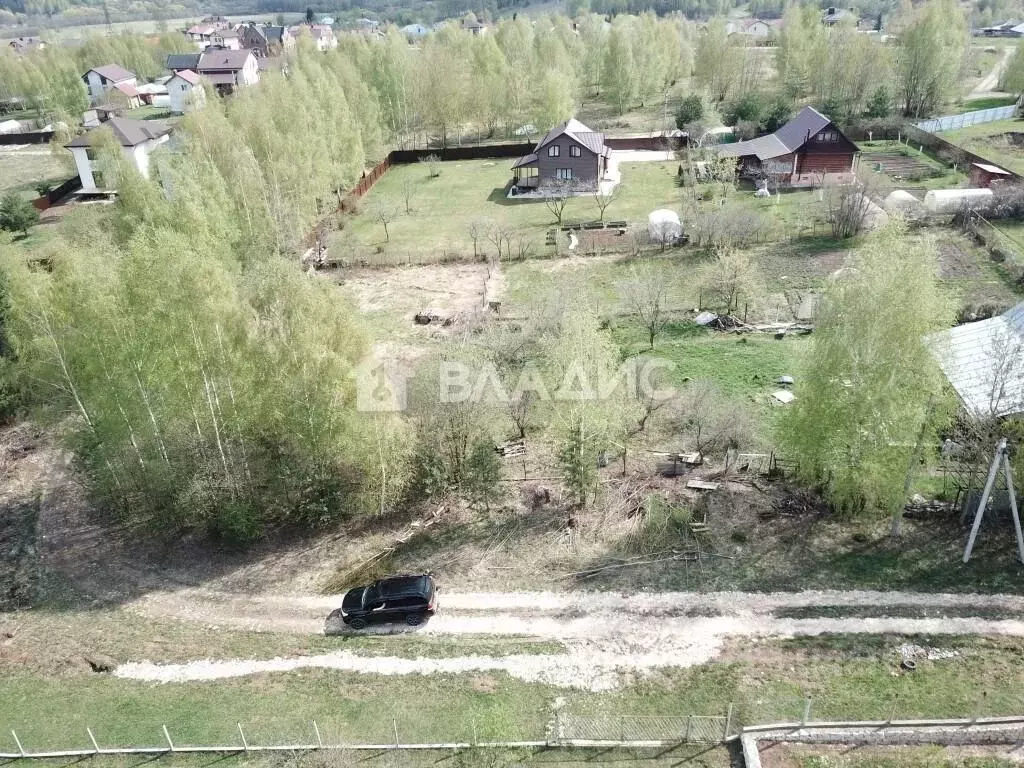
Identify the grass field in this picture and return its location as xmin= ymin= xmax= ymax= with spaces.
xmin=942 ymin=118 xmax=1024 ymax=175
xmin=1 ymin=630 xmax=1021 ymax=757
xmin=332 ymin=159 xmax=828 ymax=265
xmin=0 ymin=148 xmax=70 ymax=200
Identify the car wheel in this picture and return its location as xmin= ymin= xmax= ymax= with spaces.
xmin=405 ymin=613 xmax=423 ymax=626
xmin=349 ymin=617 xmax=367 ymax=630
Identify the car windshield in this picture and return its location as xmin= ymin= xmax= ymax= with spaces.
xmin=361 ymin=586 xmax=381 ymax=608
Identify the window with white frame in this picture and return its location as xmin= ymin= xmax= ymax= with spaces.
xmin=555 ymin=168 xmax=573 ymax=180
xmin=548 ymin=144 xmax=560 ymax=157
xmin=569 ymin=144 xmax=581 ymax=157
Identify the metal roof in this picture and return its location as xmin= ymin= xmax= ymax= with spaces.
xmin=534 ymin=118 xmax=606 ymax=156
xmin=972 ymin=162 xmax=1012 ymax=175
xmin=167 ymin=53 xmax=202 ymax=71
xmin=170 ymin=69 xmax=201 ymax=85
xmin=198 ymin=50 xmax=254 ymax=71
xmin=86 ymin=64 xmax=135 ymax=83
xmin=512 ymin=152 xmax=538 ymax=169
xmin=715 ymin=106 xmax=844 ymax=161
xmin=66 ymin=117 xmax=172 ymax=148
xmin=929 ymin=302 xmax=1024 ymax=418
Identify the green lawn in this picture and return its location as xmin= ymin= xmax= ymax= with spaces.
xmin=333 ymin=159 xmax=684 ymax=264
xmin=961 ymin=96 xmax=1018 ymax=111
xmin=127 ymin=105 xmax=175 ymax=121
xmin=2 ymin=632 xmax=1022 ymax=755
xmin=942 ymin=118 xmax=1024 ymax=175
xmin=332 ymin=160 xmax=830 ymax=266
xmin=0 ymin=149 xmax=70 ymax=200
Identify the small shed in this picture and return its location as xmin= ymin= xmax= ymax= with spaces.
xmin=968 ymin=162 xmax=1013 ymax=189
xmin=648 ymin=209 xmax=682 ymax=244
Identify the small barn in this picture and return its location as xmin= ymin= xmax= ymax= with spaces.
xmin=968 ymin=162 xmax=1013 ymax=189
xmin=714 ymin=106 xmax=859 ymax=187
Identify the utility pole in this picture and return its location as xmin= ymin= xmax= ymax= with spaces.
xmin=963 ymin=438 xmax=1024 ymax=563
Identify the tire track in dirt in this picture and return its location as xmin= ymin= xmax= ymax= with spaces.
xmin=118 ymin=589 xmax=1024 ymax=691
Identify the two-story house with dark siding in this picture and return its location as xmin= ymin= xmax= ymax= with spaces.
xmin=511 ymin=118 xmax=611 ymax=192
xmin=715 ymin=106 xmax=859 ymax=186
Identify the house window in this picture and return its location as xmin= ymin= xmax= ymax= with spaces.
xmin=555 ymin=168 xmax=573 ymax=180
xmin=817 ymin=129 xmax=838 ymax=143
xmin=548 ymin=144 xmax=560 ymax=157
xmin=569 ymin=145 xmax=581 ymax=157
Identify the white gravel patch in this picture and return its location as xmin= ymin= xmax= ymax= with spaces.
xmin=114 ymin=603 xmax=1024 ymax=691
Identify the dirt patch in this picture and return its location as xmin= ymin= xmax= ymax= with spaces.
xmin=938 ymin=242 xmax=984 ymax=280
xmin=333 ymin=262 xmax=493 ymax=326
xmin=471 ymin=674 xmax=499 ymax=693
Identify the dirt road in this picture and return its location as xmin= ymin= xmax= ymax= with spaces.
xmin=118 ymin=588 xmax=1024 ymax=690
xmin=970 ymin=46 xmax=1013 ymax=99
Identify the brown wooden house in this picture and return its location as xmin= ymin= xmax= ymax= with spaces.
xmin=511 ymin=118 xmax=612 ymax=192
xmin=715 ymin=106 xmax=859 ymax=186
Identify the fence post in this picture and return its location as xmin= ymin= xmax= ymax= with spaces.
xmin=725 ymin=703 xmax=734 ymax=739
xmin=313 ymin=720 xmax=323 ymax=748
xmin=685 ymin=715 xmax=693 ymax=742
xmin=620 ymin=715 xmax=626 ymax=742
xmin=11 ymin=730 xmax=25 ymax=757
xmin=802 ymin=698 xmax=812 ymax=725
xmin=472 ymin=717 xmax=478 ymax=746
xmin=393 ymin=717 xmax=399 ymax=746
xmin=237 ymin=723 xmax=248 ymax=752
xmin=162 ymin=725 xmax=175 ymax=752
xmin=87 ymin=727 xmax=100 ymax=754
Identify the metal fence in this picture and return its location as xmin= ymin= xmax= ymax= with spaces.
xmin=5 ymin=705 xmax=1023 ymax=760
xmin=915 ymin=104 xmax=1018 ymax=134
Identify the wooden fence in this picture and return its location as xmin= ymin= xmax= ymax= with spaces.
xmin=0 ymin=130 xmax=53 ymax=145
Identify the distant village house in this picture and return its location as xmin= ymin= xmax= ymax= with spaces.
xmin=82 ymin=65 xmax=138 ymax=106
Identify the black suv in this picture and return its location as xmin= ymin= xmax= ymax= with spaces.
xmin=340 ymin=574 xmax=437 ymax=629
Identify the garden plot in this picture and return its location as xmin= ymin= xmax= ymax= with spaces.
xmin=862 ymin=151 xmax=943 ymax=190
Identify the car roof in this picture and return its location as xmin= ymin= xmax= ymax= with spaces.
xmin=375 ymin=575 xmax=431 ymax=597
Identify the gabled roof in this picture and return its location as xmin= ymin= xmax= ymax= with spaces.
xmin=198 ymin=49 xmax=254 ymax=71
xmin=170 ymin=69 xmax=201 ymax=85
xmin=167 ymin=53 xmax=202 ymax=71
xmin=930 ymin=302 xmax=1024 ymax=419
xmin=85 ymin=64 xmax=135 ymax=83
xmin=716 ymin=106 xmax=852 ymax=160
xmin=66 ymin=117 xmax=172 ymax=148
xmin=534 ymin=118 xmax=606 ymax=155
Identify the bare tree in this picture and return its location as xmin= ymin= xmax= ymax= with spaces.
xmin=373 ymin=200 xmax=398 ymax=242
xmin=419 ymin=153 xmax=442 ymax=178
xmin=593 ymin=184 xmax=620 ymax=222
xmin=674 ymin=379 xmax=753 ymax=457
xmin=697 ymin=247 xmax=759 ymax=315
xmin=621 ymin=265 xmax=671 ymax=348
xmin=506 ymin=390 xmax=536 ymax=438
xmin=825 ymin=172 xmax=886 ymax=239
xmin=467 ymin=220 xmax=485 ymax=260
xmin=400 ymin=176 xmax=416 ymax=214
xmin=543 ymin=180 xmax=577 ymax=227
xmin=486 ymin=222 xmax=511 ymax=261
